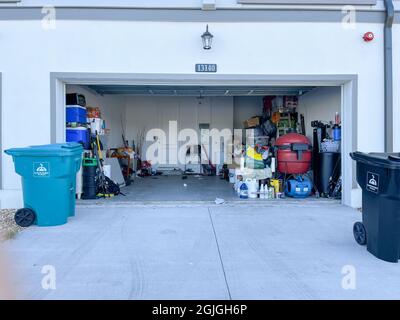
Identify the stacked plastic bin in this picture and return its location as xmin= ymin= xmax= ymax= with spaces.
xmin=66 ymin=93 xmax=89 ymax=199
xmin=66 ymin=93 xmax=89 ymax=149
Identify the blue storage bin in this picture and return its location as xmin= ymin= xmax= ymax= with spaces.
xmin=66 ymin=105 xmax=87 ymax=123
xmin=66 ymin=127 xmax=90 ymax=149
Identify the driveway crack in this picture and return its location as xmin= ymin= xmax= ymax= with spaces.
xmin=208 ymin=207 xmax=232 ymax=300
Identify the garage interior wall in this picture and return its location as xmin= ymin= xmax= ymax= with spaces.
xmin=233 ymin=97 xmax=263 ymax=129
xmin=297 ymin=87 xmax=341 ymax=142
xmin=124 ymin=96 xmax=234 ymax=169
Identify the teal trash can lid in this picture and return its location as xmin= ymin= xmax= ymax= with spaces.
xmin=5 ymin=143 xmax=83 ymax=157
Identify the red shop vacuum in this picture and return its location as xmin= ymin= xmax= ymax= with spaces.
xmin=275 ymin=133 xmax=312 ymax=174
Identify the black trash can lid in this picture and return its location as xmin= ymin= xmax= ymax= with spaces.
xmin=350 ymin=152 xmax=400 ymax=169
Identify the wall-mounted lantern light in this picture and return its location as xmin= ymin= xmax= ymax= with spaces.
xmin=201 ymin=25 xmax=213 ymax=50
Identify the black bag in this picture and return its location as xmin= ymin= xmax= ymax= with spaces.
xmin=104 ymin=176 xmax=123 ymax=196
xmin=262 ymin=119 xmax=277 ymax=138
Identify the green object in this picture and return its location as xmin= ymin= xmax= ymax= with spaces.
xmin=83 ymin=158 xmax=98 ymax=166
xmin=5 ymin=143 xmax=83 ymax=227
xmin=245 ymin=158 xmax=265 ymax=170
xmin=245 ymin=145 xmax=265 ymax=170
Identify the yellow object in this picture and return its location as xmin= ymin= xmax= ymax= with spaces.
xmin=97 ymin=193 xmax=114 ymax=198
xmin=246 ymin=146 xmax=263 ymax=161
xmin=271 ymin=179 xmax=281 ymax=194
xmin=96 ymin=134 xmax=103 ymax=160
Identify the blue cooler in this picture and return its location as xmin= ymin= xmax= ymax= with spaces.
xmin=66 ymin=127 xmax=90 ymax=149
xmin=66 ymin=105 xmax=87 ymax=123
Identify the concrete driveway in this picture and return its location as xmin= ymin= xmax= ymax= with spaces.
xmin=3 ymin=200 xmax=400 ymax=300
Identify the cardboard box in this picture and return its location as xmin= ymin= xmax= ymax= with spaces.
xmin=87 ymin=106 xmax=102 ymax=118
xmin=243 ymin=116 xmax=260 ymax=128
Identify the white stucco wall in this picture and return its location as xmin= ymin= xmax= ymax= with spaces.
xmin=392 ymin=24 xmax=400 ymax=153
xmin=0 ymin=18 xmax=391 ymax=208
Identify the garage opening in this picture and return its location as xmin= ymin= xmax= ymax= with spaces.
xmin=64 ymin=83 xmax=343 ymax=203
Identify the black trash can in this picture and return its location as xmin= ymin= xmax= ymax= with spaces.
xmin=315 ymin=152 xmax=341 ymax=197
xmin=350 ymin=152 xmax=400 ymax=263
xmin=81 ymin=158 xmax=98 ymax=200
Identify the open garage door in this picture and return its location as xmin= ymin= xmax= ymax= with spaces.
xmin=50 ymin=73 xmax=357 ymax=206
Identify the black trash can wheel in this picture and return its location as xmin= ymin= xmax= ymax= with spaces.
xmin=14 ymin=208 xmax=36 ymax=228
xmin=353 ymin=222 xmax=367 ymax=246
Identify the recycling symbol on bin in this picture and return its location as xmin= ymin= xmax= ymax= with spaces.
xmin=33 ymin=162 xmax=50 ymax=177
xmin=369 ymin=176 xmax=377 ymax=186
xmin=366 ymin=172 xmax=379 ymax=194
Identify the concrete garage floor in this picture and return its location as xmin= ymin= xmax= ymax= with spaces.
xmin=4 ymin=201 xmax=400 ymax=300
xmin=78 ymin=175 xmax=239 ymax=203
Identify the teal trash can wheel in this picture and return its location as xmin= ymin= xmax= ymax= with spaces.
xmin=15 ymin=208 xmax=36 ymax=227
xmin=353 ymin=222 xmax=367 ymax=246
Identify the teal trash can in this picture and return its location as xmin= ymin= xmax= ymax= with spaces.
xmin=5 ymin=143 xmax=83 ymax=227
xmin=29 ymin=143 xmax=83 ymax=218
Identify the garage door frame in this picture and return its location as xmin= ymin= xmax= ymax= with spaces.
xmin=50 ymin=72 xmax=358 ymax=206
xmin=0 ymin=73 xmax=2 ymax=190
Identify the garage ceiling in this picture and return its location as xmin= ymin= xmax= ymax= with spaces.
xmin=86 ymin=85 xmax=316 ymax=97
